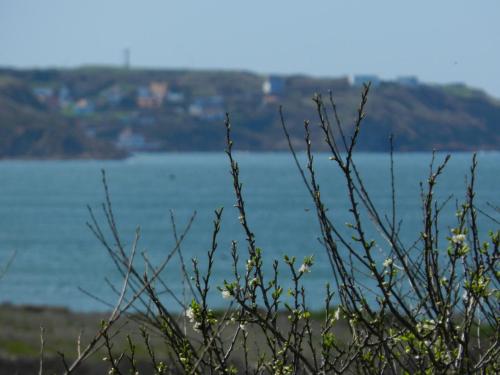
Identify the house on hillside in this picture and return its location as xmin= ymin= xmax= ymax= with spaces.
xmin=73 ymin=98 xmax=95 ymax=116
xmin=101 ymin=85 xmax=124 ymax=106
xmin=33 ymin=87 xmax=53 ymax=101
xmin=165 ymin=88 xmax=186 ymax=114
xmin=116 ymin=127 xmax=146 ymax=150
xmin=352 ymin=75 xmax=381 ymax=87
xmin=137 ymin=81 xmax=168 ymax=109
xmin=188 ymin=96 xmax=225 ymax=121
xmin=396 ymin=76 xmax=419 ymax=88
xmin=33 ymin=87 xmax=59 ymax=109
xmin=58 ymin=86 xmax=72 ymax=108
xmin=262 ymin=75 xmax=285 ymax=96
xmin=166 ymin=91 xmax=185 ymax=104
xmin=150 ymin=82 xmax=168 ymax=102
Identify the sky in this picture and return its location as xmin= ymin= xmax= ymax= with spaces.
xmin=1 ymin=0 xmax=500 ymax=97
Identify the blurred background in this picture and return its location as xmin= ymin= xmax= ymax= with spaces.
xmin=2 ymin=0 xmax=500 ymax=95
xmin=0 ymin=0 xmax=498 ymax=312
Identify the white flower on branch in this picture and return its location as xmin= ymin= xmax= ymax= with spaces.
xmin=185 ymin=307 xmax=195 ymax=323
xmin=193 ymin=322 xmax=202 ymax=332
xmin=221 ymin=289 xmax=232 ymax=299
xmin=462 ymin=290 xmax=470 ymax=303
xmin=451 ymin=233 xmax=466 ymax=244
xmin=299 ymin=263 xmax=310 ymax=274
xmin=246 ymin=259 xmax=254 ymax=271
xmin=333 ymin=307 xmax=341 ymax=321
xmin=383 ymin=258 xmax=393 ymax=268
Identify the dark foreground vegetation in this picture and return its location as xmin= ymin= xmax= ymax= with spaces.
xmin=0 ymin=304 xmax=354 ymax=374
xmin=1 ymin=67 xmax=500 ymax=158
xmin=1 ymin=84 xmax=499 ymax=374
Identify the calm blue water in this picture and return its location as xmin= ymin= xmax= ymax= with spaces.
xmin=0 ymin=152 xmax=498 ymax=311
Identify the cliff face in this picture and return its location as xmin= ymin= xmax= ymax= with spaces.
xmin=0 ymin=68 xmax=499 ymax=158
xmin=357 ymin=84 xmax=500 ymax=151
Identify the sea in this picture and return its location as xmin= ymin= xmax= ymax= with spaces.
xmin=0 ymin=152 xmax=498 ymax=312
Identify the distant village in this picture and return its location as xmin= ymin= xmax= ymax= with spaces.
xmin=1 ymin=67 xmax=496 ymax=155
xmin=26 ymin=72 xmax=421 ymax=153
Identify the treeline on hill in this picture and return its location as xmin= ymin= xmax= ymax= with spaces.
xmin=0 ymin=67 xmax=499 ymax=158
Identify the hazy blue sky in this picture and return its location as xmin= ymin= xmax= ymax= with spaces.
xmin=1 ymin=1 xmax=499 ymax=97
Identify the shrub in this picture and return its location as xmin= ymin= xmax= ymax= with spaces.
xmin=58 ymin=84 xmax=499 ymax=374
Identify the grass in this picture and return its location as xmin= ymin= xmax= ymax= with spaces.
xmin=0 ymin=339 xmax=39 ymax=357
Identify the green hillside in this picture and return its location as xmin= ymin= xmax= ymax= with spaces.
xmin=0 ymin=76 xmax=125 ymax=159
xmin=0 ymin=67 xmax=499 ymax=158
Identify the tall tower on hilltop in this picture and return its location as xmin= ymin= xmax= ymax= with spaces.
xmin=123 ymin=48 xmax=131 ymax=70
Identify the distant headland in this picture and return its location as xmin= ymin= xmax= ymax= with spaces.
xmin=0 ymin=66 xmax=499 ymax=159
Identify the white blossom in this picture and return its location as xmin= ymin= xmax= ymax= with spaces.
xmin=462 ymin=290 xmax=469 ymax=303
xmin=333 ymin=308 xmax=341 ymax=321
xmin=193 ymin=322 xmax=202 ymax=332
xmin=383 ymin=258 xmax=393 ymax=268
xmin=221 ymin=289 xmax=232 ymax=299
xmin=299 ymin=263 xmax=310 ymax=273
xmin=451 ymin=233 xmax=466 ymax=244
xmin=418 ymin=319 xmax=436 ymax=332
xmin=246 ymin=259 xmax=254 ymax=271
xmin=185 ymin=307 xmax=195 ymax=322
